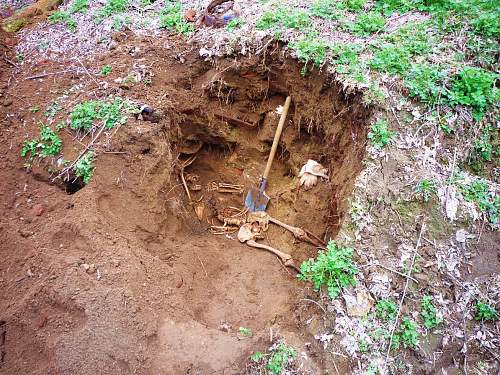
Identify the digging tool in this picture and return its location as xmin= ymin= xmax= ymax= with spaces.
xmin=245 ymin=96 xmax=292 ymax=212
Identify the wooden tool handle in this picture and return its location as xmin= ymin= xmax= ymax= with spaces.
xmin=262 ymin=96 xmax=291 ymax=180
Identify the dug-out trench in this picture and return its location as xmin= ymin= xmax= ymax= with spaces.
xmin=157 ymin=52 xmax=371 ymax=265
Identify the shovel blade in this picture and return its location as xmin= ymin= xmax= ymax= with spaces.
xmin=245 ymin=187 xmax=270 ymax=212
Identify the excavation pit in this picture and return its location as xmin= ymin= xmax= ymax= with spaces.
xmin=158 ymin=52 xmax=372 ymax=266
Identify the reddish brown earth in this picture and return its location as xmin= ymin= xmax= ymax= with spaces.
xmin=0 ymin=27 xmax=372 ymax=374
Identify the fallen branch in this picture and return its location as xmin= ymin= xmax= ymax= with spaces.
xmin=25 ymin=69 xmax=80 ymax=80
xmin=74 ymin=57 xmax=100 ymax=86
xmin=362 ymin=262 xmax=419 ymax=284
xmin=385 ymin=221 xmax=426 ymax=364
xmin=52 ymin=122 xmax=107 ymax=182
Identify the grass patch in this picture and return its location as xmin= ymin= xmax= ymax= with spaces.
xmin=369 ymin=44 xmax=410 ymax=74
xmin=393 ymin=316 xmax=419 ymax=350
xmin=100 ymin=65 xmax=113 ymax=76
xmin=47 ymin=11 xmax=77 ymax=31
xmin=349 ymin=11 xmax=386 ymax=35
xmin=70 ymin=0 xmax=89 ymax=14
xmin=226 ymin=18 xmax=243 ymax=32
xmin=256 ymin=7 xmax=311 ymax=31
xmin=457 ymin=177 xmax=499 ymax=225
xmin=404 ymin=63 xmax=447 ymax=105
xmin=414 ymin=179 xmax=438 ymax=202
xmin=298 ymin=240 xmax=358 ymax=299
xmin=289 ymin=34 xmax=328 ymax=75
xmin=267 ymin=343 xmax=297 ymax=374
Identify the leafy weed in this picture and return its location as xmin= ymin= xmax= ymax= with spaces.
xmin=21 ymin=125 xmax=62 ymax=165
xmin=267 ymin=343 xmax=296 ymax=374
xmin=376 ymin=298 xmax=398 ymax=322
xmin=414 ymin=179 xmax=437 ymax=202
xmin=74 ymin=151 xmax=96 ymax=184
xmin=298 ymin=240 xmax=358 ymax=299
xmin=475 ymin=301 xmax=498 ymax=321
xmin=159 ymin=2 xmax=194 ymax=35
xmin=368 ymin=119 xmax=394 ymax=149
xmin=420 ymin=295 xmax=442 ymax=329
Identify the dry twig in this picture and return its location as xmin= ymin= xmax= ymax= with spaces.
xmin=385 ymin=221 xmax=426 ymax=364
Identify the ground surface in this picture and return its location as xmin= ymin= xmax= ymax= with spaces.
xmin=0 ymin=1 xmax=499 ymax=374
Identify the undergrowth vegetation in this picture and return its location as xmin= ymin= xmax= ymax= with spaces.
xmin=298 ymin=240 xmax=358 ymax=299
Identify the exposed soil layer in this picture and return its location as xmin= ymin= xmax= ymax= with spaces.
xmin=0 ymin=31 xmax=374 ymax=374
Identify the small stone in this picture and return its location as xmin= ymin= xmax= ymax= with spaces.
xmin=81 ymin=263 xmax=90 ymax=272
xmin=3 ymin=99 xmax=12 ymax=107
xmin=32 ymin=203 xmax=45 ymax=216
xmin=344 ymin=284 xmax=374 ymax=317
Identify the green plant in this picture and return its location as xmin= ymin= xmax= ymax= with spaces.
xmin=238 ymin=327 xmax=252 ymax=337
xmin=112 ymin=15 xmax=131 ymax=31
xmin=29 ymin=105 xmax=40 ymax=113
xmin=472 ymin=125 xmax=498 ymax=162
xmin=414 ymin=179 xmax=437 ymax=202
xmin=98 ymin=0 xmax=129 ymax=18
xmin=298 ymin=240 xmax=358 ymax=299
xmin=289 ymin=34 xmax=328 ymax=75
xmin=70 ymin=101 xmax=99 ymax=130
xmin=250 ymin=351 xmax=264 ymax=362
xmin=310 ymin=0 xmax=345 ymax=20
xmin=368 ymin=119 xmax=394 ymax=150
xmin=447 ymin=67 xmax=498 ymax=120
xmin=159 ymin=2 xmax=194 ymax=35
xmin=376 ymin=299 xmax=398 ymax=322
xmin=47 ymin=11 xmax=77 ymax=31
xmin=70 ymin=0 xmax=89 ymax=13
xmin=267 ymin=343 xmax=296 ymax=374
xmin=256 ymin=7 xmax=311 ymax=31
xmin=471 ymin=12 xmax=500 ymax=38
xmin=474 ymin=301 xmax=498 ymax=321
xmin=385 ymin=22 xmax=435 ymax=56
xmin=226 ymin=18 xmax=243 ymax=32
xmin=70 ymin=98 xmax=134 ymax=131
xmin=399 ymin=317 xmax=419 ymax=348
xmin=404 ymin=63 xmax=447 ymax=105
xmin=100 ymin=65 xmax=113 ymax=76
xmin=21 ymin=125 xmax=62 ymax=165
xmin=420 ymin=295 xmax=442 ymax=329
xmin=369 ymin=44 xmax=410 ymax=74
xmin=458 ymin=178 xmax=499 ymax=224
xmin=45 ymin=101 xmax=61 ymax=119
xmin=74 ymin=151 xmax=96 ymax=183
xmin=349 ymin=11 xmax=386 ymax=35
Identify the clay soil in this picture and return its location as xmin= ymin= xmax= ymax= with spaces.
xmin=0 ymin=28 xmax=373 ymax=374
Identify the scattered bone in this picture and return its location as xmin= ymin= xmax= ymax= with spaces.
xmin=237 ymin=224 xmax=299 ymax=271
xmin=247 ymin=211 xmax=269 ymax=232
xmin=268 ymin=215 xmax=325 ymax=247
xmin=207 ymin=181 xmax=244 ymax=194
xmin=299 ymin=160 xmax=328 ymax=190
